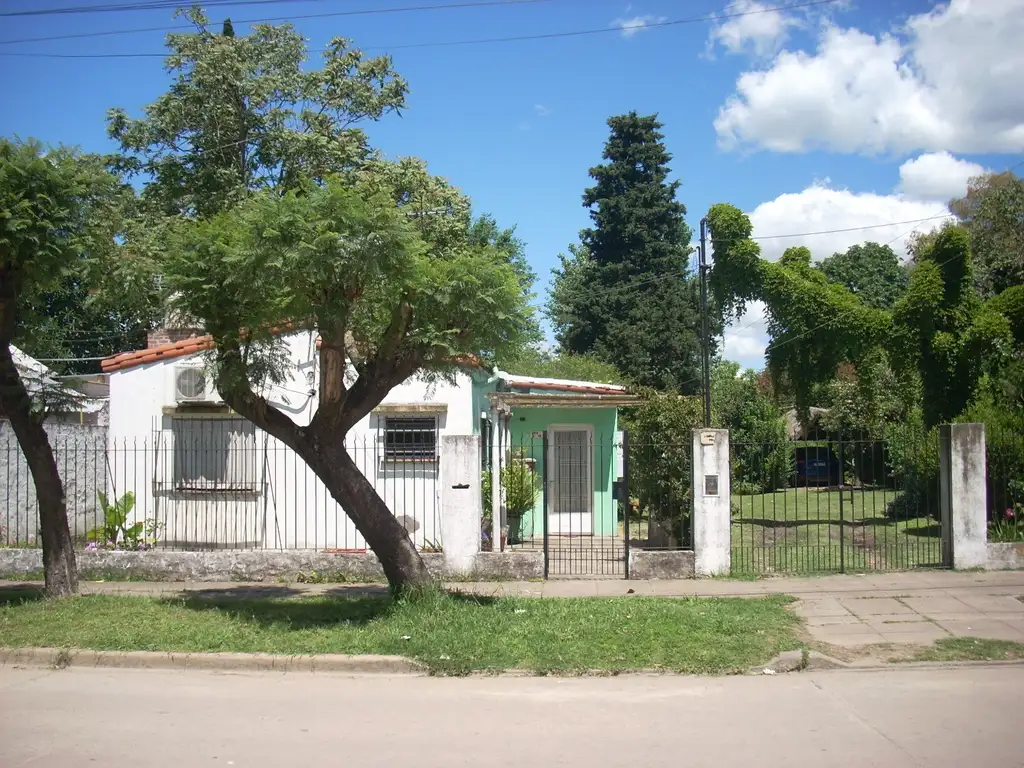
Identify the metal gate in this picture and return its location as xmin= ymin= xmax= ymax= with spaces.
xmin=730 ymin=433 xmax=947 ymax=575
xmin=492 ymin=431 xmax=696 ymax=579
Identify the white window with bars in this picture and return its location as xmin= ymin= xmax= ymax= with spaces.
xmin=170 ymin=417 xmax=258 ymax=492
xmin=381 ymin=416 xmax=438 ymax=463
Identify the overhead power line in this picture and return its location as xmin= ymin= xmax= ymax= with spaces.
xmin=0 ymin=0 xmax=548 ymax=46
xmin=0 ymin=0 xmax=842 ymax=57
xmin=1 ymin=0 xmax=323 ymax=16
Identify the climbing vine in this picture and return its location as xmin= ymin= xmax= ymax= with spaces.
xmin=705 ymin=205 xmax=1015 ymax=428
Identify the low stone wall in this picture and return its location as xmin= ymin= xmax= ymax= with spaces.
xmin=986 ymin=542 xmax=1024 ymax=571
xmin=628 ymin=549 xmax=695 ymax=579
xmin=0 ymin=548 xmax=545 ymax=583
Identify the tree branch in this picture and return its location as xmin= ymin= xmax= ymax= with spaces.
xmin=215 ymin=344 xmax=307 ymax=455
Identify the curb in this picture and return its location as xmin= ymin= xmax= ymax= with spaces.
xmin=0 ymin=647 xmax=425 ymax=675
xmin=753 ymin=649 xmax=850 ymax=675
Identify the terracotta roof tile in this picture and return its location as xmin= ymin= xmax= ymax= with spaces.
xmin=103 ymin=332 xmax=485 ymax=373
xmin=506 ymin=380 xmax=625 ymax=396
xmin=101 ymin=335 xmax=215 ymax=373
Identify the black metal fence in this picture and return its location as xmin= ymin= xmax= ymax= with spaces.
xmin=488 ymin=432 xmax=692 ymax=578
xmin=985 ymin=422 xmax=1024 ymax=544
xmin=730 ymin=429 xmax=944 ymax=575
xmin=1 ymin=422 xmax=442 ymax=553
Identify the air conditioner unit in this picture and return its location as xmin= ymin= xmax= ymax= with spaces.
xmin=174 ymin=365 xmax=220 ymax=404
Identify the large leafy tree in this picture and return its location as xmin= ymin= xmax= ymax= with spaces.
xmin=467 ymin=213 xmax=541 ymax=347
xmin=113 ymin=15 xmax=533 ymax=589
xmin=549 ymin=113 xmax=704 ymax=392
xmin=166 ymin=174 xmax=532 ymax=589
xmin=107 ymin=9 xmax=407 ymax=216
xmin=0 ymin=139 xmax=135 ymax=597
xmin=950 ymin=171 xmax=1024 ymax=298
xmin=817 ymin=242 xmax=909 ymax=310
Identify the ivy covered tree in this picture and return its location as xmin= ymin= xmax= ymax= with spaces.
xmin=705 ymin=204 xmax=1014 ymax=428
xmin=548 ymin=112 xmax=704 ymax=392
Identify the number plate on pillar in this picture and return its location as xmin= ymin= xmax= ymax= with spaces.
xmin=704 ymin=474 xmax=719 ymax=496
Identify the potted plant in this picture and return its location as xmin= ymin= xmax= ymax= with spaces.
xmin=481 ymin=452 xmax=539 ymax=547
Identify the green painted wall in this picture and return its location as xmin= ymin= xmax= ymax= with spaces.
xmin=469 ymin=373 xmax=498 ymax=436
xmin=507 ymin=407 xmax=619 ymax=538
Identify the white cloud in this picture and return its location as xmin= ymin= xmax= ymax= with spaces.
xmin=715 ymin=0 xmax=1024 ymax=154
xmin=746 ymin=182 xmax=944 ymax=263
xmin=898 ymin=151 xmax=987 ymax=201
xmin=534 ymin=104 xmax=552 ymax=117
xmin=613 ymin=14 xmax=666 ymax=38
xmin=708 ymin=0 xmax=800 ymax=58
xmin=722 ymin=300 xmax=771 ymax=370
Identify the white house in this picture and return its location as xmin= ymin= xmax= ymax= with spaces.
xmin=101 ymin=329 xmax=632 ymax=554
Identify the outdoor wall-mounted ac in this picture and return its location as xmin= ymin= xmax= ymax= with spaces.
xmin=173 ymin=365 xmax=220 ymax=404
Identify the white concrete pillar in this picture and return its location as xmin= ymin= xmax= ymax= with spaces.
xmin=939 ymin=423 xmax=988 ymax=569
xmin=441 ymin=435 xmax=482 ymax=574
xmin=692 ymin=428 xmax=731 ymax=576
xmin=489 ymin=411 xmax=502 ymax=551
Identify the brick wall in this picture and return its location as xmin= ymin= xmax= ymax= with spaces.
xmin=147 ymin=328 xmax=203 ymax=349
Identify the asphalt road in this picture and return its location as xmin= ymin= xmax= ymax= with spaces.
xmin=2 ymin=665 xmax=1023 ymax=767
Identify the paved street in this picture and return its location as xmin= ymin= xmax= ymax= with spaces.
xmin=2 ymin=665 xmax=1023 ymax=767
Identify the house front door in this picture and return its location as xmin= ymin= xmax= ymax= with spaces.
xmin=547 ymin=426 xmax=593 ymax=535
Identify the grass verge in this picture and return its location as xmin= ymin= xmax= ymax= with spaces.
xmin=0 ymin=588 xmax=801 ymax=675
xmin=902 ymin=637 xmax=1024 ymax=663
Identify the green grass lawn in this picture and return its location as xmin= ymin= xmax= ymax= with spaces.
xmin=731 ymin=488 xmax=942 ymax=575
xmin=903 ymin=637 xmax=1024 ymax=663
xmin=0 ymin=588 xmax=802 ymax=675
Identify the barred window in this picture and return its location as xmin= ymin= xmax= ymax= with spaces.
xmin=382 ymin=417 xmax=437 ymax=462
xmin=172 ymin=418 xmax=258 ymax=491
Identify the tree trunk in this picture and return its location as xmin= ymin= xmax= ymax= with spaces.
xmin=314 ymin=444 xmax=432 ymax=591
xmin=217 ymin=346 xmax=433 ymax=593
xmin=0 ymin=349 xmax=78 ymax=597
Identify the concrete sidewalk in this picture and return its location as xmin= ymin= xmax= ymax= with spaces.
xmin=4 ymin=570 xmax=1024 ymax=649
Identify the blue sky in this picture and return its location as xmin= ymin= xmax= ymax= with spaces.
xmin=3 ymin=0 xmax=1022 ymax=368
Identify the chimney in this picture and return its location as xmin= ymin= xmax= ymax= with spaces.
xmin=147 ymin=300 xmax=203 ymax=349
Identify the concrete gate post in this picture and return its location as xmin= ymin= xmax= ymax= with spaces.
xmin=441 ymin=435 xmax=482 ymax=575
xmin=692 ymin=428 xmax=731 ymax=576
xmin=938 ymin=423 xmax=988 ymax=570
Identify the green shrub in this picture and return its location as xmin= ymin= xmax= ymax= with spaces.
xmin=884 ymin=414 xmax=940 ymax=520
xmin=481 ymin=450 xmax=539 ymax=543
xmin=960 ymin=388 xmax=1024 ymax=520
xmin=621 ymin=391 xmax=702 ymax=539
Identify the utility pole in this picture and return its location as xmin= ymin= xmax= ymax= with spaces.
xmin=698 ymin=217 xmax=712 ymax=428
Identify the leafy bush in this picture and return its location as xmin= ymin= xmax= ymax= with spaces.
xmin=961 ymin=388 xmax=1024 ymax=521
xmin=884 ymin=413 xmax=940 ymax=520
xmin=481 ymin=451 xmax=539 ymax=543
xmin=712 ymin=361 xmax=791 ymax=491
xmin=990 ymin=502 xmax=1024 ymax=543
xmin=86 ymin=492 xmax=162 ymax=550
xmin=621 ymin=391 xmax=702 ymax=542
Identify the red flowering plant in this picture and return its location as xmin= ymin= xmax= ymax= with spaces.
xmin=989 ymin=481 xmax=1024 ymax=543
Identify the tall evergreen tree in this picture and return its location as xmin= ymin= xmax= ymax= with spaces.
xmin=548 ymin=112 xmax=704 ymax=392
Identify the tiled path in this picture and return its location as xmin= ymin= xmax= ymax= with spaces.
xmin=5 ymin=570 xmax=1024 ymax=648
